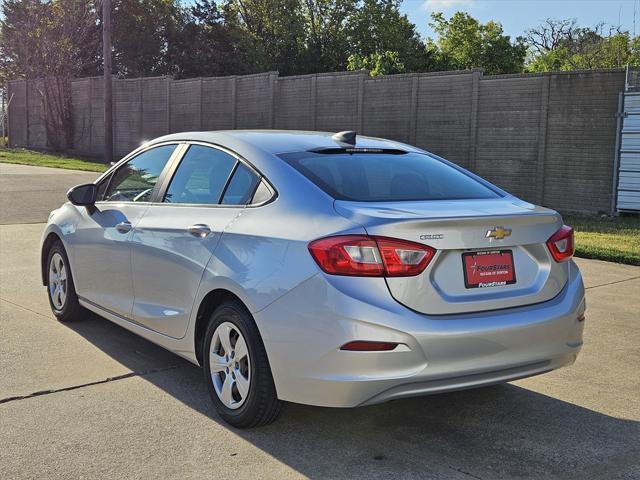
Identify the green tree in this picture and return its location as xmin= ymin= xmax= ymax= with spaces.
xmin=429 ymin=12 xmax=526 ymax=74
xmin=169 ymin=0 xmax=253 ymax=77
xmin=0 ymin=0 xmax=100 ymax=150
xmin=222 ymin=0 xmax=307 ymax=75
xmin=111 ymin=0 xmax=185 ymax=77
xmin=217 ymin=0 xmax=439 ymax=76
xmin=298 ymin=0 xmax=354 ymax=72
xmin=0 ymin=0 xmax=99 ymax=80
xmin=347 ymin=50 xmax=405 ymax=76
xmin=526 ymin=19 xmax=640 ymax=71
xmin=347 ymin=0 xmax=436 ymax=73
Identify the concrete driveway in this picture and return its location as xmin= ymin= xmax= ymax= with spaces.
xmin=1 ymin=163 xmax=639 ymax=479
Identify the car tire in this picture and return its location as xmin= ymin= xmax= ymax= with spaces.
xmin=46 ymin=240 xmax=85 ymax=322
xmin=203 ymin=299 xmax=282 ymax=428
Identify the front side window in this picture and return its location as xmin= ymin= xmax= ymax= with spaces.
xmin=103 ymin=145 xmax=176 ymax=202
xmin=279 ymin=151 xmax=500 ymax=202
xmin=164 ymin=145 xmax=236 ymax=204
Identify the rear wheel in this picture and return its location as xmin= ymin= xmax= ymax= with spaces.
xmin=203 ymin=300 xmax=282 ymax=428
xmin=46 ymin=241 xmax=84 ymax=322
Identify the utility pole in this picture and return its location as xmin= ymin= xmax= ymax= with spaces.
xmin=103 ymin=0 xmax=113 ymax=163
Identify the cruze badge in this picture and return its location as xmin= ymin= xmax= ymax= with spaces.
xmin=420 ymin=233 xmax=444 ymax=240
xmin=485 ymin=226 xmax=512 ymax=240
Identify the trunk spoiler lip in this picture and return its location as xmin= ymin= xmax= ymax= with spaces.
xmin=333 ymin=198 xmax=561 ymax=223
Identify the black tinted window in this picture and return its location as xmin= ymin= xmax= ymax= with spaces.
xmin=222 ymin=164 xmax=260 ymax=205
xmin=280 ymin=151 xmax=500 ymax=202
xmin=164 ymin=145 xmax=236 ymax=204
xmin=103 ymin=145 xmax=176 ymax=202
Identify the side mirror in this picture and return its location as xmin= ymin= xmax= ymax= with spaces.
xmin=67 ymin=183 xmax=98 ymax=206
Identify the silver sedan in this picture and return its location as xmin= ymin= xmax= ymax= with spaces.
xmin=41 ymin=130 xmax=585 ymax=427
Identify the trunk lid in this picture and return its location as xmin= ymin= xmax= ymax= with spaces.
xmin=334 ymin=198 xmax=567 ymax=315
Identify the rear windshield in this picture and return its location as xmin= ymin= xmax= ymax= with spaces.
xmin=279 ymin=151 xmax=500 ymax=202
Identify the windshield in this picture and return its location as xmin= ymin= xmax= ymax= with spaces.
xmin=279 ymin=151 xmax=501 ymax=202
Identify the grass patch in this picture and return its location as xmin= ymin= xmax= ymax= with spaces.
xmin=0 ymin=148 xmax=108 ymax=173
xmin=562 ymin=212 xmax=640 ymax=266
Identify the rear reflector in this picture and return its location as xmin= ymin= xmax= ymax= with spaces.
xmin=340 ymin=341 xmax=399 ymax=351
xmin=546 ymin=225 xmax=574 ymax=262
xmin=308 ymin=235 xmax=435 ymax=277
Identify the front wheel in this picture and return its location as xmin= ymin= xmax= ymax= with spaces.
xmin=203 ymin=300 xmax=282 ymax=428
xmin=46 ymin=240 xmax=85 ymax=322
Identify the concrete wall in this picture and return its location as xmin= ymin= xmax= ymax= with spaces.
xmin=7 ymin=68 xmax=626 ymax=213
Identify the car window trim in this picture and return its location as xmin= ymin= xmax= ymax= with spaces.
xmin=154 ymin=141 xmax=277 ymax=209
xmin=151 ymin=143 xmax=190 ymax=203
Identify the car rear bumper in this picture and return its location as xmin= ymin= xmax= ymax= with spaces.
xmin=254 ymin=261 xmax=585 ymax=408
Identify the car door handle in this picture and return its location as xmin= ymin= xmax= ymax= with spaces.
xmin=188 ymin=224 xmax=212 ymax=238
xmin=115 ymin=221 xmax=132 ymax=233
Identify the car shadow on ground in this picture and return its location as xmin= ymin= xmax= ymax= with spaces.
xmin=63 ymin=312 xmax=640 ymax=479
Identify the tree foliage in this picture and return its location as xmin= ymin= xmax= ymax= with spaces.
xmin=428 ymin=12 xmax=526 ymax=75
xmin=0 ymin=0 xmax=100 ymax=80
xmin=347 ymin=50 xmax=405 ymax=76
xmin=0 ymin=0 xmax=100 ymax=150
xmin=111 ymin=0 xmax=185 ymax=77
xmin=525 ymin=19 xmax=640 ymax=71
xmin=3 ymin=0 xmax=640 ymax=88
xmin=346 ymin=0 xmax=436 ymax=73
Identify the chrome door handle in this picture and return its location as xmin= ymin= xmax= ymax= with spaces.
xmin=115 ymin=221 xmax=132 ymax=233
xmin=188 ymin=224 xmax=212 ymax=238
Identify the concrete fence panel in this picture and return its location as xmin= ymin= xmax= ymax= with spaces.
xmin=475 ymin=75 xmax=545 ymax=202
xmin=315 ymin=72 xmax=363 ymax=132
xmin=170 ymin=78 xmax=202 ymax=133
xmin=363 ymin=74 xmax=413 ymax=143
xmin=89 ymin=77 xmax=105 ymax=154
xmin=142 ymin=76 xmax=170 ymax=140
xmin=6 ymin=68 xmax=628 ymax=213
xmin=113 ymin=78 xmax=143 ymax=157
xmin=27 ymin=80 xmax=46 ymax=149
xmin=275 ymin=74 xmax=315 ymax=130
xmin=235 ymin=72 xmax=276 ymax=129
xmin=7 ymin=80 xmax=27 ymax=147
xmin=543 ymin=71 xmax=624 ymax=212
xmin=202 ymin=76 xmax=236 ymax=131
xmin=71 ymin=78 xmax=92 ymax=155
xmin=414 ymin=72 xmax=474 ymax=169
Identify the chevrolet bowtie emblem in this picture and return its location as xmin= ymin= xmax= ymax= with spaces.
xmin=485 ymin=226 xmax=512 ymax=240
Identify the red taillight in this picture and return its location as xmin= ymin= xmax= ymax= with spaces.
xmin=546 ymin=225 xmax=574 ymax=262
xmin=308 ymin=235 xmax=435 ymax=277
xmin=340 ymin=341 xmax=399 ymax=351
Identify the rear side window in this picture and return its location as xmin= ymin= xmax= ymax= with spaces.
xmin=251 ymin=180 xmax=274 ymax=205
xmin=164 ymin=145 xmax=236 ymax=204
xmin=279 ymin=151 xmax=500 ymax=202
xmin=222 ymin=163 xmax=260 ymax=205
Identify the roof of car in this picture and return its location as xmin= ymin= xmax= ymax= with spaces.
xmin=147 ymin=130 xmax=421 ymax=155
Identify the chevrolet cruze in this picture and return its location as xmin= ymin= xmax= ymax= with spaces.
xmin=41 ymin=130 xmax=585 ymax=427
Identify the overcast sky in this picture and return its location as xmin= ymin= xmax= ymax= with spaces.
xmin=403 ymin=0 xmax=639 ymax=40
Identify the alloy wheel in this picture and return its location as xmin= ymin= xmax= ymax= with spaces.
xmin=48 ymin=252 xmax=67 ymax=311
xmin=209 ymin=321 xmax=251 ymax=409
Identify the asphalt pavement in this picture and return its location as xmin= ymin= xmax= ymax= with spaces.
xmin=0 ymin=163 xmax=638 ymax=479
